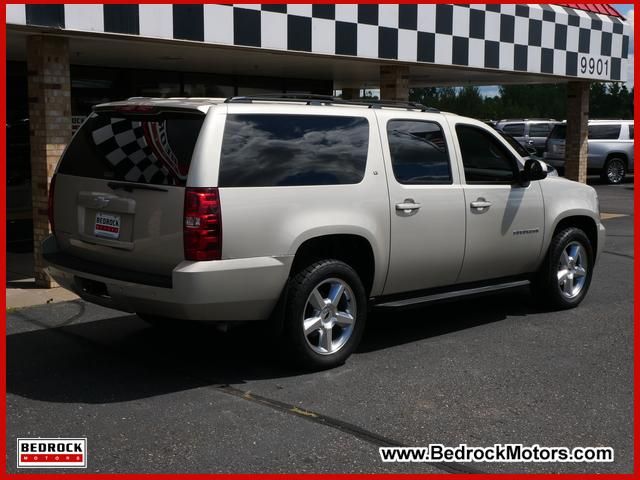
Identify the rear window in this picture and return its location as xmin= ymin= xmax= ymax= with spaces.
xmin=219 ymin=114 xmax=369 ymax=187
xmin=588 ymin=124 xmax=621 ymax=140
xmin=58 ymin=112 xmax=205 ymax=186
xmin=501 ymin=123 xmax=525 ymax=136
xmin=549 ymin=124 xmax=566 ymax=140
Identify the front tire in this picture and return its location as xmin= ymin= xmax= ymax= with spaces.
xmin=533 ymin=227 xmax=594 ymax=309
xmin=601 ymin=157 xmax=626 ymax=184
xmin=284 ymin=259 xmax=367 ymax=370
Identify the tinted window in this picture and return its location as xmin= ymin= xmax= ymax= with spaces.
xmin=58 ymin=112 xmax=204 ymax=186
xmin=629 ymin=125 xmax=634 ymax=140
xmin=219 ymin=114 xmax=369 ymax=187
xmin=529 ymin=123 xmax=552 ymax=137
xmin=588 ymin=124 xmax=621 ymax=140
xmin=549 ymin=124 xmax=566 ymax=140
xmin=387 ymin=120 xmax=451 ymax=184
xmin=456 ymin=125 xmax=518 ymax=184
xmin=502 ymin=123 xmax=525 ymax=136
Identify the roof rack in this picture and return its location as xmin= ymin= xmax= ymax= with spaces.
xmin=225 ymin=94 xmax=439 ymax=112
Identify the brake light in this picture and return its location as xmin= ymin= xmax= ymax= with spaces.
xmin=114 ymin=105 xmax=156 ymax=114
xmin=48 ymin=174 xmax=57 ymax=234
xmin=183 ymin=187 xmax=222 ymax=261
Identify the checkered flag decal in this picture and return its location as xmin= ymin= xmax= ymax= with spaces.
xmin=90 ymin=116 xmax=185 ymax=185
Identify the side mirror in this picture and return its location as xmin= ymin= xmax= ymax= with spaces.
xmin=521 ymin=159 xmax=547 ymax=185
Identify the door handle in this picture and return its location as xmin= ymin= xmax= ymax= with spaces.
xmin=470 ymin=199 xmax=492 ymax=210
xmin=395 ymin=200 xmax=421 ymax=213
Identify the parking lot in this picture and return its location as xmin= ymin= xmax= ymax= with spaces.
xmin=6 ymin=179 xmax=633 ymax=474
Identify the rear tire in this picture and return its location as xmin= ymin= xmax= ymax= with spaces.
xmin=601 ymin=157 xmax=626 ymax=184
xmin=283 ymin=259 xmax=367 ymax=370
xmin=533 ymin=227 xmax=594 ymax=309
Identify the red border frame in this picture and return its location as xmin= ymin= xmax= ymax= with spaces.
xmin=1 ymin=1 xmax=637 ymax=478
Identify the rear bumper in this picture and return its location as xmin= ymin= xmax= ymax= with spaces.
xmin=42 ymin=235 xmax=292 ymax=321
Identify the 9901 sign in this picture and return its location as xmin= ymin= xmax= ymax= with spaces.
xmin=579 ymin=54 xmax=610 ymax=80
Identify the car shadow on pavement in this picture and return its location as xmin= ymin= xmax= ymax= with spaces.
xmin=362 ymin=287 xmax=537 ymax=353
xmin=7 ymin=288 xmax=544 ymax=405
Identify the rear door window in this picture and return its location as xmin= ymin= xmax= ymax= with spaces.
xmin=588 ymin=124 xmax=621 ymax=140
xmin=219 ymin=114 xmax=369 ymax=187
xmin=58 ymin=112 xmax=204 ymax=186
xmin=629 ymin=125 xmax=634 ymax=140
xmin=386 ymin=120 xmax=451 ymax=184
xmin=502 ymin=123 xmax=525 ymax=136
xmin=529 ymin=123 xmax=552 ymax=138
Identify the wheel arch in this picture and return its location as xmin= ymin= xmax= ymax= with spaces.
xmin=604 ymin=151 xmax=629 ymax=168
xmin=550 ymin=215 xmax=599 ymax=262
xmin=289 ymin=233 xmax=377 ymax=297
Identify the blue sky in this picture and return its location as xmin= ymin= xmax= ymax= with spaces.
xmin=479 ymin=5 xmax=634 ymax=97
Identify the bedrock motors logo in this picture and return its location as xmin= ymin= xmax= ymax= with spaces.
xmin=17 ymin=438 xmax=87 ymax=468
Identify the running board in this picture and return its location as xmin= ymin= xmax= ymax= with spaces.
xmin=374 ymin=280 xmax=531 ymax=309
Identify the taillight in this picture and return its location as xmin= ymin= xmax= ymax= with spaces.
xmin=48 ymin=174 xmax=57 ymax=234
xmin=183 ymin=187 xmax=222 ymax=261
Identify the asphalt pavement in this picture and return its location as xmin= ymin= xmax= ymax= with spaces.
xmin=6 ymin=177 xmax=634 ymax=474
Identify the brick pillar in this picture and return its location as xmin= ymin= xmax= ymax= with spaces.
xmin=27 ymin=36 xmax=72 ymax=287
xmin=380 ymin=65 xmax=409 ymax=101
xmin=564 ymin=81 xmax=589 ymax=183
xmin=341 ymin=88 xmax=360 ymax=100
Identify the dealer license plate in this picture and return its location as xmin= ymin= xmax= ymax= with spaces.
xmin=94 ymin=212 xmax=121 ymax=239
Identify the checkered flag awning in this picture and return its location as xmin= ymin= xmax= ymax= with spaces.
xmin=90 ymin=115 xmax=187 ymax=186
xmin=8 ymin=4 xmax=631 ymax=82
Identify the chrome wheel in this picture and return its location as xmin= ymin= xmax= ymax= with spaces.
xmin=606 ymin=159 xmax=625 ymax=184
xmin=557 ymin=242 xmax=587 ymax=299
xmin=302 ymin=278 xmax=356 ymax=355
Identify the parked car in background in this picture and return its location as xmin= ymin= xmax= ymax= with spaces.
xmin=495 ymin=119 xmax=560 ymax=156
xmin=545 ymin=120 xmax=634 ymax=184
xmin=43 ymin=96 xmax=604 ymax=369
xmin=497 ymin=131 xmax=558 ymax=177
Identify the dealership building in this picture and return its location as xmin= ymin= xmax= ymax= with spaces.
xmin=5 ymin=3 xmax=631 ymax=286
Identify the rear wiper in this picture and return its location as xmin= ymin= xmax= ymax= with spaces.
xmin=107 ymin=181 xmax=168 ymax=193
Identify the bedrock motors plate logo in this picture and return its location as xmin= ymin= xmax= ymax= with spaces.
xmin=17 ymin=438 xmax=87 ymax=468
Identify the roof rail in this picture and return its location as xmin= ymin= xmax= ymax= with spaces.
xmin=361 ymin=99 xmax=439 ymax=113
xmin=225 ymin=94 xmax=439 ymax=112
xmin=226 ymin=94 xmax=346 ymax=106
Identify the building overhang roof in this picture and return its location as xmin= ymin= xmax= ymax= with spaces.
xmin=6 ymin=4 xmax=631 ymax=86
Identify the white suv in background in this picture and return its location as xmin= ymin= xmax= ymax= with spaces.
xmin=43 ymin=95 xmax=605 ymax=369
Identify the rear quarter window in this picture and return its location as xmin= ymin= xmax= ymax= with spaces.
xmin=58 ymin=112 xmax=204 ymax=186
xmin=588 ymin=124 xmax=622 ymax=140
xmin=219 ymin=114 xmax=369 ymax=187
xmin=548 ymin=124 xmax=566 ymax=140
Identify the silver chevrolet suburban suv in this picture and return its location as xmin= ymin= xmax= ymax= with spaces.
xmin=44 ymin=96 xmax=605 ymax=369
xmin=495 ymin=118 xmax=560 ymax=156
xmin=545 ymin=120 xmax=634 ymax=184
